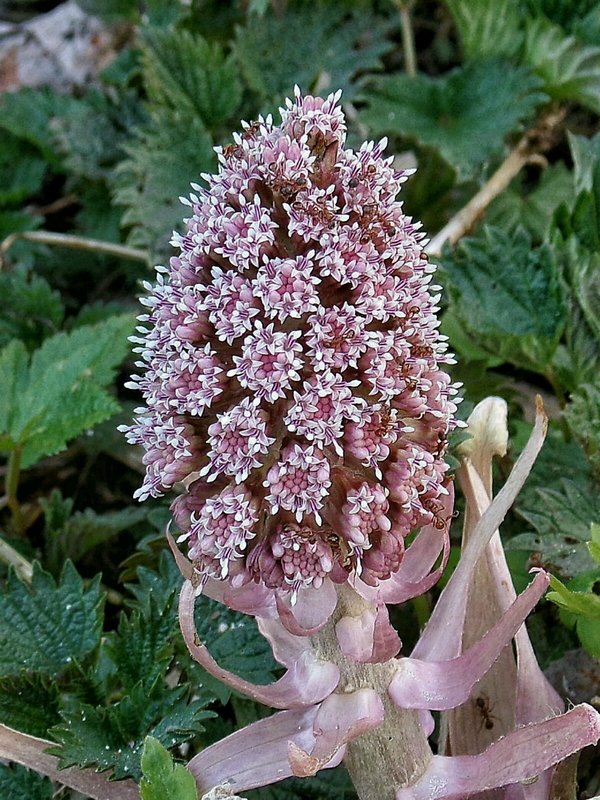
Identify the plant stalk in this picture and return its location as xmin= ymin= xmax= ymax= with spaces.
xmin=396 ymin=1 xmax=417 ymax=77
xmin=0 ymin=230 xmax=149 ymax=268
xmin=313 ymin=585 xmax=432 ymax=800
xmin=426 ymin=105 xmax=567 ymax=256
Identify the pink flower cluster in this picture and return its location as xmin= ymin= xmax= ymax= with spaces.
xmin=122 ymin=88 xmax=460 ymax=597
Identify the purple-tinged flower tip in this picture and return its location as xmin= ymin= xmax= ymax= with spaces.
xmin=122 ymin=88 xmax=459 ymax=609
xmin=394 ymin=704 xmax=600 ymax=800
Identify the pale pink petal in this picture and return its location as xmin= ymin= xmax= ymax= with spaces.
xmin=395 ymin=704 xmax=600 ymax=800
xmin=289 ymin=689 xmax=385 ymax=777
xmin=256 ymin=616 xmax=312 ymax=666
xmin=179 ymin=581 xmax=339 ymax=708
xmin=275 ymin=579 xmax=338 ymax=635
xmin=389 ymin=571 xmax=549 ymax=710
xmin=335 ymin=603 xmax=401 ymax=663
xmin=187 ymin=707 xmax=327 ymax=794
xmin=412 ymin=407 xmax=547 ymax=661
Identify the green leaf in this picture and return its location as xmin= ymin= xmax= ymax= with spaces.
xmin=194 ymin=595 xmax=279 ymax=688
xmin=106 ymin=592 xmax=177 ymax=692
xmin=548 ymin=573 xmax=600 ymax=619
xmin=113 ymin=106 xmax=216 ymax=261
xmin=0 ymin=674 xmax=60 ymax=738
xmin=564 ymin=379 xmax=600 ymax=479
xmin=141 ymin=28 xmax=242 ymax=130
xmin=126 ymin=551 xmax=184 ymax=614
xmin=0 ymin=314 xmax=134 ymax=467
xmin=486 ymin=163 xmax=575 ymax=242
xmin=234 ymin=5 xmax=392 ymax=104
xmin=0 ymin=763 xmax=53 ymax=800
xmin=0 ymin=87 xmax=80 ymax=167
xmin=139 ymin=736 xmax=198 ymax=800
xmin=0 ymin=270 xmax=64 ymax=351
xmin=41 ymin=490 xmax=147 ymax=573
xmin=359 ymin=61 xmax=545 ymax=178
xmin=444 ymin=0 xmax=523 ymax=61
xmin=509 ymin=478 xmax=600 ymax=579
xmin=0 ymin=561 xmax=103 ymax=678
xmin=0 ymin=134 xmax=46 ymax=208
xmin=440 ymin=226 xmax=567 ymax=372
xmin=568 ymin=130 xmax=600 ymax=193
xmin=523 ymin=0 xmax=600 ymax=33
xmin=524 ymin=16 xmax=600 ymax=112
xmin=589 ymin=522 xmax=600 ymax=565
xmin=51 ymin=682 xmax=211 ymax=780
xmin=51 ymin=89 xmax=144 ymax=181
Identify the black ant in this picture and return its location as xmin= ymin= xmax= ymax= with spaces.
xmin=474 ymin=694 xmax=497 ymax=731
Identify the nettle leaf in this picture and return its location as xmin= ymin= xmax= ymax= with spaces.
xmin=359 ymin=60 xmax=545 ymax=178
xmin=0 ymin=561 xmax=103 ymax=678
xmin=552 ymin=238 xmax=600 ymax=389
xmin=105 ymin=591 xmax=177 ymax=692
xmin=524 ymin=16 xmax=600 ymax=112
xmin=51 ymin=682 xmax=211 ymax=780
xmin=126 ymin=551 xmax=183 ymax=614
xmin=509 ymin=479 xmax=600 ymax=579
xmin=113 ymin=106 xmax=216 ymax=261
xmin=141 ymin=28 xmax=242 ymax=131
xmin=564 ymin=380 xmax=600 ymax=479
xmin=41 ymin=490 xmax=147 ymax=573
xmin=523 ymin=0 xmax=600 ymax=33
xmin=486 ymin=163 xmax=574 ymax=242
xmin=51 ymin=89 xmax=144 ymax=181
xmin=0 ymin=133 xmax=46 ymax=207
xmin=0 ymin=763 xmax=53 ymax=800
xmin=0 ymin=314 xmax=134 ymax=467
xmin=0 ymin=269 xmax=64 ymax=351
xmin=140 ymin=736 xmax=198 ymax=800
xmin=444 ymin=0 xmax=523 ymax=61
xmin=440 ymin=226 xmax=567 ymax=373
xmin=0 ymin=673 xmax=60 ymax=738
xmin=568 ymin=130 xmax=600 ymax=193
xmin=234 ymin=4 xmax=392 ymax=104
xmin=194 ymin=594 xmax=279 ymax=688
xmin=0 ymin=87 xmax=80 ymax=167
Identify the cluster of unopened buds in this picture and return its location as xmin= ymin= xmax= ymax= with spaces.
xmin=122 ymin=90 xmax=600 ymax=800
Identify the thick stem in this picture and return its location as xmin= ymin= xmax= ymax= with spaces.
xmin=313 ymin=586 xmax=432 ymax=800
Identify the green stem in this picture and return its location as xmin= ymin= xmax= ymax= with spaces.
xmin=6 ymin=447 xmax=24 ymax=535
xmin=397 ymin=1 xmax=417 ymax=78
xmin=0 ymin=230 xmax=149 ymax=268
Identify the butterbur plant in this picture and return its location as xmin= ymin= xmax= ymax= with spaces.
xmin=119 ymin=91 xmax=600 ymax=800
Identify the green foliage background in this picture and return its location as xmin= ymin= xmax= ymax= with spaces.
xmin=0 ymin=0 xmax=599 ymax=797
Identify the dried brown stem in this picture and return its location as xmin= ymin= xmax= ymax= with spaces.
xmin=425 ymin=105 xmax=567 ymax=257
xmin=0 ymin=724 xmax=140 ymax=800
